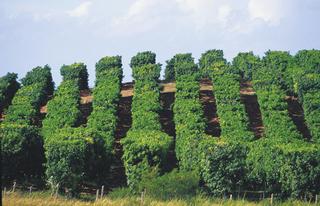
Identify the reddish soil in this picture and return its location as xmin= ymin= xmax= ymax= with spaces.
xmin=199 ymin=79 xmax=221 ymax=137
xmin=110 ymin=83 xmax=133 ymax=187
xmin=240 ymin=81 xmax=264 ymax=138
xmin=286 ymin=96 xmax=312 ymax=140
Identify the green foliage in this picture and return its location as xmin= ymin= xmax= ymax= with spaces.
xmin=252 ymin=66 xmax=302 ymax=142
xmin=95 ymin=55 xmax=123 ymax=81
xmin=262 ymin=51 xmax=294 ymax=92
xmin=294 ymin=49 xmax=320 ymax=74
xmin=121 ymin=130 xmax=172 ymax=188
xmin=247 ymin=139 xmax=320 ymax=197
xmin=60 ymin=63 xmax=89 ymax=90
xmin=132 ymin=63 xmax=161 ymax=82
xmin=21 ymin=65 xmax=54 ymax=96
xmin=0 ymin=72 xmax=20 ymax=113
xmin=164 ymin=53 xmax=194 ymax=81
xmin=1 ymin=123 xmax=44 ymax=182
xmin=137 ymin=169 xmax=199 ymax=200
xmin=42 ymin=80 xmax=81 ymax=137
xmin=200 ymin=138 xmax=248 ymax=196
xmin=44 ymin=127 xmax=95 ymax=195
xmin=122 ymin=52 xmax=172 ymax=188
xmin=232 ymin=52 xmax=260 ymax=81
xmin=199 ymin=49 xmax=227 ymax=78
xmin=210 ymin=62 xmax=254 ymax=142
xmin=130 ymin=51 xmax=156 ymax=68
xmin=173 ymin=57 xmax=205 ymax=172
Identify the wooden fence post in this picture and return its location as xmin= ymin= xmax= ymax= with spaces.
xmin=100 ymin=185 xmax=104 ymax=199
xmin=315 ymin=195 xmax=318 ymax=204
xmin=270 ymin=193 xmax=273 ymax=205
xmin=229 ymin=194 xmax=232 ymax=200
xmin=12 ymin=181 xmax=16 ymax=193
xmin=96 ymin=189 xmax=99 ymax=201
xmin=29 ymin=186 xmax=33 ymax=194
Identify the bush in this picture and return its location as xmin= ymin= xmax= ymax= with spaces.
xmin=137 ymin=169 xmax=199 ymax=200
xmin=0 ymin=72 xmax=20 ymax=113
xmin=95 ymin=55 xmax=123 ymax=82
xmin=121 ymin=130 xmax=172 ymax=188
xmin=60 ymin=63 xmax=88 ymax=90
xmin=1 ymin=123 xmax=44 ymax=182
xmin=130 ymin=51 xmax=156 ymax=68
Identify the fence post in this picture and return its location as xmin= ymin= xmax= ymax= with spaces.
xmin=229 ymin=194 xmax=232 ymax=200
xmin=100 ymin=185 xmax=104 ymax=199
xmin=315 ymin=195 xmax=318 ymax=204
xmin=12 ymin=181 xmax=16 ymax=193
xmin=96 ymin=189 xmax=99 ymax=201
xmin=270 ymin=193 xmax=273 ymax=205
xmin=29 ymin=186 xmax=33 ymax=194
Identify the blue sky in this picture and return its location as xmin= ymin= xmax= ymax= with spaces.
xmin=0 ymin=0 xmax=319 ymax=86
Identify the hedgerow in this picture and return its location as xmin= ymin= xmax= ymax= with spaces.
xmin=122 ymin=52 xmax=172 ymax=188
xmin=173 ymin=54 xmax=205 ymax=172
xmin=86 ymin=56 xmax=123 ymax=181
xmin=1 ymin=66 xmax=53 ymax=182
xmin=0 ymin=73 xmax=20 ymax=114
xmin=60 ymin=63 xmax=89 ymax=90
xmin=246 ymin=52 xmax=320 ymax=197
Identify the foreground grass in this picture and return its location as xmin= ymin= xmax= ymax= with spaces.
xmin=2 ymin=191 xmax=319 ymax=206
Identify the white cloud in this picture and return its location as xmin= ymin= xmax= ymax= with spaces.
xmin=248 ymin=0 xmax=287 ymax=25
xmin=67 ymin=1 xmax=92 ymax=17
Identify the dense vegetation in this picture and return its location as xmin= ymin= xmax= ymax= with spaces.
xmin=1 ymin=66 xmax=54 ymax=182
xmin=122 ymin=51 xmax=172 ymax=188
xmin=0 ymin=72 xmax=20 ymax=114
xmin=1 ymin=49 xmax=319 ymax=201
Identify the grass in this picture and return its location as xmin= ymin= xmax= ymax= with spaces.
xmin=2 ymin=191 xmax=319 ymax=206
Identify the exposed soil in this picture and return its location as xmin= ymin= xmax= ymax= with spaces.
xmin=240 ymin=81 xmax=264 ymax=138
xmin=199 ymin=79 xmax=221 ymax=137
xmin=110 ymin=83 xmax=133 ymax=188
xmin=286 ymin=96 xmax=312 ymax=140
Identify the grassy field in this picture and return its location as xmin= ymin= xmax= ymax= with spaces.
xmin=2 ymin=191 xmax=319 ymax=206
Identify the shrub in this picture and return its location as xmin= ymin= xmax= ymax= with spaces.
xmin=95 ymin=55 xmax=123 ymax=81
xmin=1 ymin=123 xmax=44 ymax=182
xmin=0 ymin=73 xmax=20 ymax=113
xmin=137 ymin=169 xmax=199 ymax=200
xmin=60 ymin=63 xmax=89 ymax=90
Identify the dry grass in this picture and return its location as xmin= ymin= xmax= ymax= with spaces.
xmin=2 ymin=192 xmax=318 ymax=206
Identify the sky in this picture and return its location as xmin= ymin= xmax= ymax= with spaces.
xmin=0 ymin=0 xmax=319 ymax=86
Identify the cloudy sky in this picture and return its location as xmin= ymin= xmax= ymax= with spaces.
xmin=0 ymin=0 xmax=319 ymax=85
